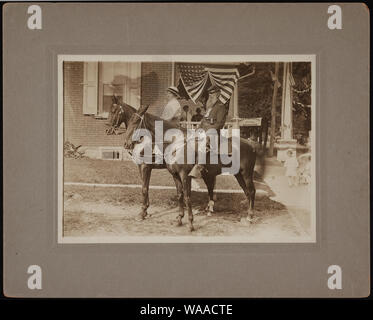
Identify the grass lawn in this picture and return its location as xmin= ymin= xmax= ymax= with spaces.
xmin=64 ymin=158 xmax=267 ymax=191
xmin=61 ymin=158 xmax=309 ymax=239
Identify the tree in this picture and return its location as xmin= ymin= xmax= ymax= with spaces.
xmin=237 ymin=62 xmax=282 ymax=151
xmin=269 ymin=62 xmax=280 ymax=157
xmin=291 ymin=62 xmax=312 ymax=143
xmin=237 ymin=61 xmax=311 ymax=147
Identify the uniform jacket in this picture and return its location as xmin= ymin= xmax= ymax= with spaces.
xmin=200 ymin=100 xmax=228 ymax=131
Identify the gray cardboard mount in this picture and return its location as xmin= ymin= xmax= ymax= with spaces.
xmin=3 ymin=3 xmax=370 ymax=297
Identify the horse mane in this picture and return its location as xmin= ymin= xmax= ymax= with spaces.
xmin=120 ymin=103 xmax=137 ymax=126
xmin=122 ymin=103 xmax=137 ymax=113
xmin=122 ymin=104 xmax=176 ymax=130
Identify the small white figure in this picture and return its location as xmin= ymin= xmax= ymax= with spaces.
xmin=284 ymin=149 xmax=298 ymax=187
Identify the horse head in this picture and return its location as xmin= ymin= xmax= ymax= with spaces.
xmin=105 ymin=95 xmax=128 ymax=135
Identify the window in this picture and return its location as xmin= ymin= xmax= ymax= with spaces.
xmin=82 ymin=62 xmax=141 ymax=118
xmin=82 ymin=62 xmax=98 ymax=115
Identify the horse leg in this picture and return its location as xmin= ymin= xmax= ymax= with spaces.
xmin=181 ymin=173 xmax=194 ymax=232
xmin=202 ymin=173 xmax=216 ymax=216
xmin=137 ymin=165 xmax=152 ymax=220
xmin=137 ymin=165 xmax=143 ymax=180
xmin=172 ymin=174 xmax=184 ymax=226
xmin=243 ymin=173 xmax=256 ymax=221
xmin=212 ymin=176 xmax=217 ymax=201
xmin=234 ymin=171 xmax=255 ymax=222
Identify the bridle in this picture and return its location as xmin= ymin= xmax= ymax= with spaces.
xmin=113 ymin=104 xmax=124 ymax=128
xmin=106 ymin=104 xmax=126 ymax=135
xmin=127 ymin=112 xmax=150 ymax=144
xmin=132 ymin=112 xmax=147 ymax=130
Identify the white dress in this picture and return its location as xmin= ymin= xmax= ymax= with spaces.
xmin=284 ymin=157 xmax=299 ymax=177
xmin=154 ymin=98 xmax=181 ymax=157
xmin=161 ymin=98 xmax=181 ymax=121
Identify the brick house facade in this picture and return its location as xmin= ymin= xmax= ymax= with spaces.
xmin=63 ymin=61 xmax=178 ymax=159
xmin=64 ymin=62 xmax=123 ymax=150
xmin=63 ymin=61 xmax=253 ymax=159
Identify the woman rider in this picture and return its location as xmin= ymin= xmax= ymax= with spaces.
xmin=160 ymin=86 xmax=182 ymax=125
xmin=153 ymin=86 xmax=182 ymax=157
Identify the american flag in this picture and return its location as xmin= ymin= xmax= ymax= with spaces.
xmin=177 ymin=63 xmax=240 ymax=104
xmin=177 ymin=64 xmax=208 ymax=103
xmin=206 ymin=67 xmax=240 ymax=104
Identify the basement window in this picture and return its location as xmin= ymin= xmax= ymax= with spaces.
xmin=99 ymin=147 xmax=123 ymax=160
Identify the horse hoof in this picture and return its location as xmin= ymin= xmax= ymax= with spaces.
xmin=189 ymin=226 xmax=195 ymax=232
xmin=206 ymin=206 xmax=214 ymax=213
xmin=207 ymin=200 xmax=214 ymax=213
xmin=240 ymin=217 xmax=253 ymax=224
xmin=245 ymin=215 xmax=257 ymax=224
xmin=135 ymin=216 xmax=145 ymax=222
xmin=207 ymin=212 xmax=212 ymax=217
xmin=192 ymin=209 xmax=201 ymax=215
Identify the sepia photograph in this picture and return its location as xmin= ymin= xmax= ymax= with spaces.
xmin=58 ymin=55 xmax=316 ymax=243
xmin=3 ymin=2 xmax=369 ymax=299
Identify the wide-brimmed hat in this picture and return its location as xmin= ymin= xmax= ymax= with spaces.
xmin=166 ymin=86 xmax=180 ymax=97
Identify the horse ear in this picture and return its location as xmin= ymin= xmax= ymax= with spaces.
xmin=137 ymin=104 xmax=150 ymax=116
xmin=112 ymin=95 xmax=117 ymax=104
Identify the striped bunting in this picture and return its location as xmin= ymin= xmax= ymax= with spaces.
xmin=205 ymin=67 xmax=240 ymax=104
xmin=177 ymin=64 xmax=208 ymax=103
xmin=177 ymin=64 xmax=240 ymax=104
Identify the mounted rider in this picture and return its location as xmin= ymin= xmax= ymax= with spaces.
xmin=189 ymin=84 xmax=228 ymax=179
xmin=160 ymin=86 xmax=182 ymax=126
xmin=151 ymin=86 xmax=182 ymax=157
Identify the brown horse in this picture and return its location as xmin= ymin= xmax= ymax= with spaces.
xmin=123 ymin=104 xmax=264 ymax=232
xmin=105 ymin=96 xmax=216 ymax=220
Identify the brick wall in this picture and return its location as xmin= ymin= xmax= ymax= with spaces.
xmin=63 ymin=62 xmax=126 ymax=149
xmin=64 ymin=62 xmax=181 ymax=152
xmin=141 ymin=62 xmax=173 ymax=117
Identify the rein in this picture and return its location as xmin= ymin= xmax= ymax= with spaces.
xmin=132 ymin=112 xmax=150 ymax=135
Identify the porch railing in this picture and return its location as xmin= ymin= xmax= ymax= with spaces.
xmin=179 ymin=121 xmax=235 ymax=130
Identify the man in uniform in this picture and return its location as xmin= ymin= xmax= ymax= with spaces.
xmin=189 ymin=85 xmax=228 ymax=179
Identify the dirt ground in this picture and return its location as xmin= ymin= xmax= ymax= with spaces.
xmin=63 ymin=158 xmax=312 ymax=241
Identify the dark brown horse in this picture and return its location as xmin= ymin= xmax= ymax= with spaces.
xmin=105 ymin=96 xmax=216 ymax=221
xmin=123 ymin=104 xmax=264 ymax=232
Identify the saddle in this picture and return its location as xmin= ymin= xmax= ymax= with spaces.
xmin=150 ymin=135 xmax=237 ymax=158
